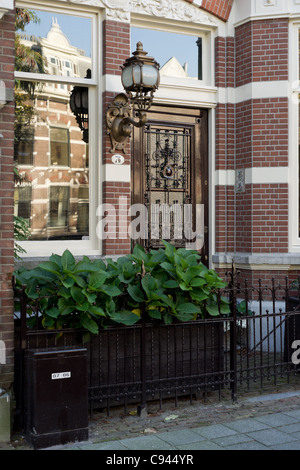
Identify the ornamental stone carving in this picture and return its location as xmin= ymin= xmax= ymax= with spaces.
xmin=64 ymin=0 xmax=217 ymax=25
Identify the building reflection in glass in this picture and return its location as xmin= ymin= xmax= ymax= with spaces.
xmin=14 ymin=14 xmax=91 ymax=240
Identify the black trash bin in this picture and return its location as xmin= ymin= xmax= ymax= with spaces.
xmin=25 ymin=347 xmax=88 ymax=449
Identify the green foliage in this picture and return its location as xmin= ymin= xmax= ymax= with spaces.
xmin=14 ymin=215 xmax=30 ymax=259
xmin=14 ymin=241 xmax=229 ymax=334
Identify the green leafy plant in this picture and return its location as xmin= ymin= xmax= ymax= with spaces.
xmin=14 ymin=241 xmax=229 ymax=334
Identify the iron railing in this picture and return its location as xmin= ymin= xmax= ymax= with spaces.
xmin=13 ymin=268 xmax=300 ymax=421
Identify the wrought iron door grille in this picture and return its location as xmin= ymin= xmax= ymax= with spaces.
xmin=144 ymin=125 xmax=192 ymax=248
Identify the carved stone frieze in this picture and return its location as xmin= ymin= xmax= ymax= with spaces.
xmin=131 ymin=0 xmax=217 ymax=25
xmin=64 ymin=0 xmax=217 ymax=25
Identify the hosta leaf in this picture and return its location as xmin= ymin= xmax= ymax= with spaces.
xmin=100 ymin=284 xmax=122 ymax=297
xmin=38 ymin=261 xmax=61 ymax=275
xmin=176 ymin=303 xmax=201 ymax=314
xmin=110 ymin=310 xmax=140 ymax=326
xmin=147 ymin=309 xmax=161 ymax=320
xmin=61 ymin=306 xmax=76 ymax=316
xmin=190 ymin=291 xmax=209 ymax=302
xmin=127 ymin=284 xmax=144 ymax=302
xmin=206 ymin=303 xmax=221 ymax=316
xmin=70 ymin=286 xmax=85 ymax=304
xmin=89 ymin=306 xmax=106 ymax=317
xmin=79 ymin=314 xmax=99 ymax=334
xmin=62 ymin=276 xmax=75 ymax=288
xmin=88 ymin=272 xmax=108 ymax=289
xmin=61 ymin=249 xmax=76 ymax=270
xmin=45 ymin=307 xmax=60 ymax=318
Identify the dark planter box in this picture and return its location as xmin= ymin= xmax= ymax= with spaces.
xmin=17 ymin=319 xmax=224 ymax=417
xmin=88 ymin=320 xmax=224 ymax=408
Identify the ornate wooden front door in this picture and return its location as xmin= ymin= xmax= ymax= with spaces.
xmin=132 ymin=105 xmax=208 ymax=264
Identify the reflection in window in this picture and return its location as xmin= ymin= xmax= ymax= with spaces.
xmin=131 ymin=27 xmax=203 ymax=80
xmin=14 ymin=8 xmax=91 ymax=242
xmin=14 ymin=186 xmax=32 ymax=223
xmin=19 ymin=12 xmax=92 ymax=79
xmin=77 ymin=186 xmax=89 ymax=233
xmin=49 ymin=186 xmax=69 ymax=228
xmin=50 ymin=127 xmax=70 ymax=166
xmin=15 ymin=128 xmax=34 ymax=165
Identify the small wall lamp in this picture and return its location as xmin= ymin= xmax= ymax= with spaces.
xmin=106 ymin=42 xmax=160 ymax=153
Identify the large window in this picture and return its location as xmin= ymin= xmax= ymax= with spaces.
xmin=14 ymin=5 xmax=99 ymax=255
xmin=131 ymin=27 xmax=209 ymax=84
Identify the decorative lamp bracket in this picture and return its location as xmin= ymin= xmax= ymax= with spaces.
xmin=106 ymin=93 xmax=147 ymax=153
xmin=106 ymin=42 xmax=160 ymax=154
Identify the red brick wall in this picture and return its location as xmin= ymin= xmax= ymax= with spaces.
xmin=252 ymin=98 xmax=288 ymax=167
xmin=0 ymin=9 xmax=15 ymax=390
xmin=215 ymin=36 xmax=235 ymax=88
xmin=235 ymin=19 xmax=289 ymax=87
xmin=200 ymin=0 xmax=233 ymax=21
xmin=102 ymin=182 xmax=131 ymax=256
xmin=252 ymin=183 xmax=288 ymax=253
xmin=215 ymin=186 xmax=235 ymax=253
xmin=215 ymin=103 xmax=235 ymax=171
xmin=102 ymin=20 xmax=131 ymax=256
xmin=233 ymin=184 xmax=289 ymax=254
xmin=235 ymin=97 xmax=289 ymax=170
xmin=214 ymin=17 xmax=290 ymax=264
xmin=103 ymin=20 xmax=130 ymax=76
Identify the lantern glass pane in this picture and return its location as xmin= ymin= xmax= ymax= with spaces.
xmin=122 ymin=65 xmax=134 ymax=88
xmin=142 ymin=65 xmax=158 ymax=87
xmin=132 ymin=65 xmax=141 ymax=85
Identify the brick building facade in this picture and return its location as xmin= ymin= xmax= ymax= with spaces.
xmin=0 ymin=0 xmax=300 ymax=439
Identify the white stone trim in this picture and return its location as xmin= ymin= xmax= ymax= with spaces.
xmin=217 ymin=81 xmax=289 ymax=105
xmin=212 ymin=252 xmax=300 ymax=270
xmin=104 ymin=164 xmax=131 ymax=182
xmin=215 ymin=167 xmax=289 ymax=186
xmin=232 ymin=0 xmax=300 ymax=28
xmin=0 ymin=0 xmax=14 ymax=20
xmin=289 ymin=20 xmax=300 ymax=252
xmin=245 ymin=167 xmax=289 ymax=185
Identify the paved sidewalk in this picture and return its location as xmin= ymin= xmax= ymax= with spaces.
xmin=6 ymin=387 xmax=300 ymax=451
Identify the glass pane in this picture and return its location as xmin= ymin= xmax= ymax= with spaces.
xmin=131 ymin=27 xmax=202 ymax=80
xmin=14 ymin=81 xmax=89 ymax=241
xmin=16 ymin=8 xmax=92 ymax=78
xmin=49 ymin=186 xmax=69 ymax=228
xmin=50 ymin=127 xmax=70 ymax=166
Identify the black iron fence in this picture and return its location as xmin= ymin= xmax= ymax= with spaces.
xmin=13 ymin=268 xmax=300 ymax=422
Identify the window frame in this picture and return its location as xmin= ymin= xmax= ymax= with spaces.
xmin=14 ymin=1 xmax=102 ymax=257
xmin=289 ymin=21 xmax=300 ymax=252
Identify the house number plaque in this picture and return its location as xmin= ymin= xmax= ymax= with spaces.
xmin=51 ymin=372 xmax=71 ymax=380
xmin=111 ymin=154 xmax=124 ymax=165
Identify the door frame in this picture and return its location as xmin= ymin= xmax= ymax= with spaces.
xmin=131 ymin=103 xmax=209 ymax=264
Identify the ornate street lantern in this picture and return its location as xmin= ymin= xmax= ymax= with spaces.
xmin=106 ymin=42 xmax=160 ymax=153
